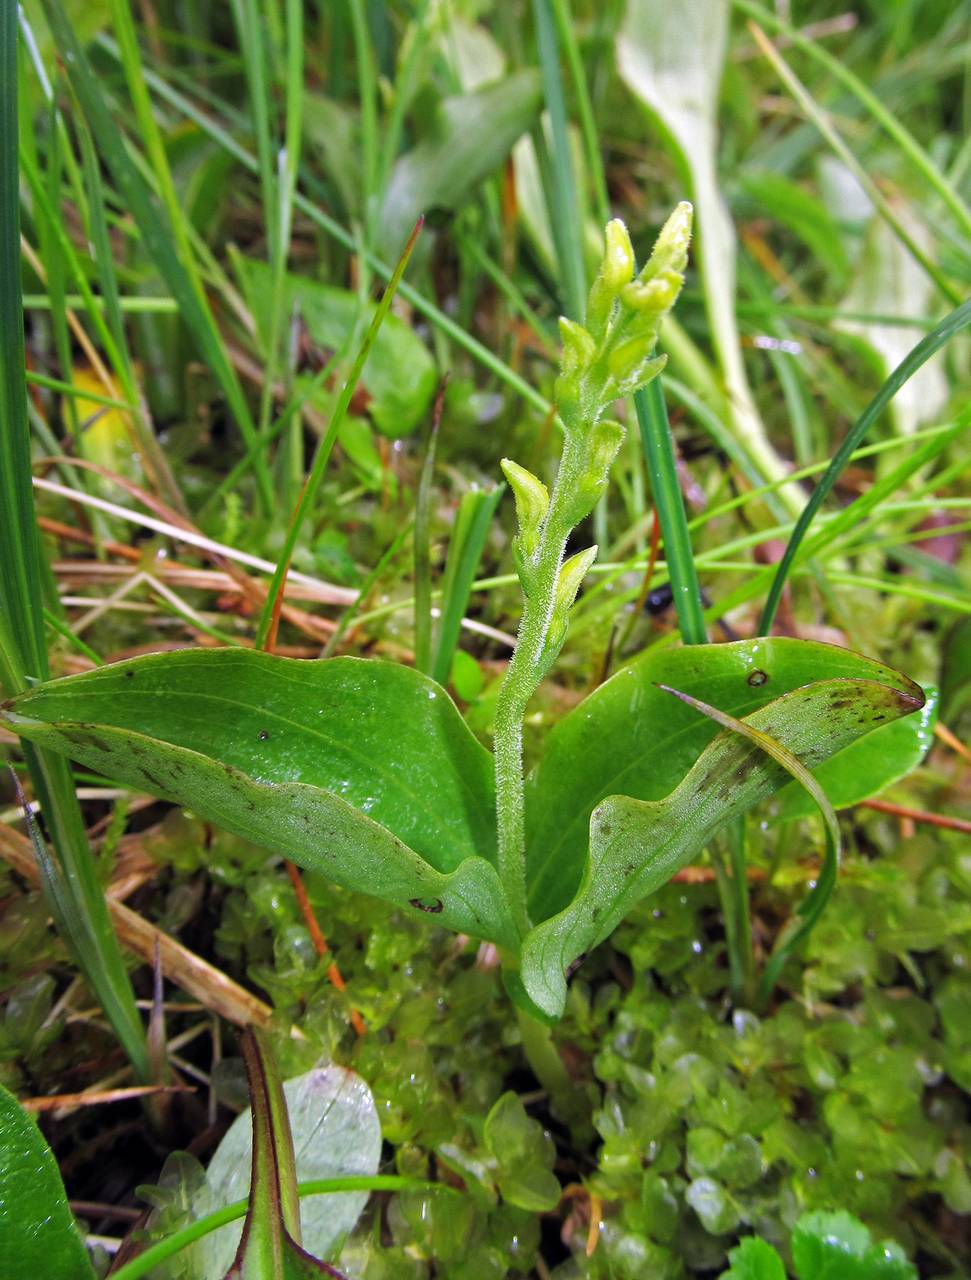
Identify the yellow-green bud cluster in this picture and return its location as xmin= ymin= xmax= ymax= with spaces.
xmin=500 ymin=203 xmax=692 ymax=662
xmin=554 ymin=201 xmax=692 ymax=435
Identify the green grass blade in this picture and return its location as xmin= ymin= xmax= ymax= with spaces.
xmin=349 ymin=0 xmax=378 ymax=244
xmin=254 ymin=219 xmax=423 ymax=646
xmin=532 ymin=0 xmax=586 ymax=322
xmin=746 ymin=19 xmax=961 ymax=306
xmin=760 ymin=298 xmax=971 ymax=634
xmin=550 ymin=0 xmax=609 ymax=228
xmin=2 ymin=5 xmax=148 ymax=1080
xmin=322 ymin=520 xmax=414 ymax=660
xmin=109 ymin=1176 xmax=452 ymax=1280
xmin=733 ymin=0 xmax=971 ymax=242
xmin=635 ymin=379 xmax=707 ymax=645
xmin=1 ymin=46 xmax=44 ymax=680
xmin=431 ymin=486 xmax=504 ymax=687
xmin=40 ymin=0 xmax=273 ymax=510
xmin=413 ymin=391 xmax=442 ymax=675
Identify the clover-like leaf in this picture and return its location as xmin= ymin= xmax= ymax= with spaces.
xmin=719 ymin=1236 xmax=786 ymax=1280
xmin=792 ymin=1209 xmax=916 ymax=1280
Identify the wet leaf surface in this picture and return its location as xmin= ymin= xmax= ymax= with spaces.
xmin=0 ymin=1082 xmax=95 ymax=1280
xmin=3 ymin=652 xmax=514 ymax=947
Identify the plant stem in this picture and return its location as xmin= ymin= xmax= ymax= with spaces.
xmin=494 ymin=509 xmax=570 ymax=938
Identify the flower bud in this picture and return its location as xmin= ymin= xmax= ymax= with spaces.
xmin=558 ymin=418 xmax=625 ymax=525
xmin=606 ymin=343 xmax=666 ymax=400
xmin=542 ymin=545 xmax=599 ymax=666
xmin=555 ymin=544 xmax=599 ymax=616
xmin=638 ymin=200 xmax=693 ymax=283
xmin=558 ymin=316 xmax=596 ymax=380
xmin=620 ymin=270 xmax=683 ymax=315
xmin=500 ymin=458 xmax=549 ymax=561
xmin=586 ymin=219 xmax=635 ymax=339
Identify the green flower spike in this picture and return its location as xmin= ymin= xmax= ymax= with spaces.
xmin=493 ymin=203 xmax=693 ymax=938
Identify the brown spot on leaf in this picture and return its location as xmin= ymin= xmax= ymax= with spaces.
xmin=409 ymin=897 xmax=444 ymax=914
xmin=747 ymin=670 xmax=768 ymax=687
xmin=258 ymin=729 xmax=270 ymax=741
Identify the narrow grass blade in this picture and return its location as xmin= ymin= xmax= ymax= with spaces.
xmin=760 ymin=298 xmax=971 ymax=633
xmin=3 ymin=7 xmax=148 ymax=1079
xmin=635 ymin=379 xmax=707 ymax=645
xmin=322 ymin=521 xmax=414 ymax=660
xmin=431 ymin=486 xmax=504 ymax=687
xmin=733 ymin=0 xmax=971 ymax=242
xmin=550 ymin=0 xmax=609 ymax=227
xmin=255 ymin=218 xmax=423 ymax=646
xmin=746 ymin=20 xmax=961 ymax=306
xmin=414 ymin=384 xmax=444 ymax=674
xmin=660 ymin=686 xmax=840 ymax=1008
xmin=532 ymin=0 xmax=586 ymax=322
xmin=349 ymin=0 xmax=378 ymax=244
xmin=40 ymin=0 xmax=273 ymax=509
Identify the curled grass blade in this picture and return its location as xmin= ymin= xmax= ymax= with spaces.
xmin=659 ymin=685 xmax=840 ymax=1008
xmin=760 ymin=298 xmax=971 ymax=633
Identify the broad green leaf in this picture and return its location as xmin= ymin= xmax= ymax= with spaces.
xmin=235 ymin=256 xmax=437 ymax=437
xmin=791 ymin=1210 xmax=916 ymax=1280
xmin=525 ymin=638 xmax=920 ymax=920
xmin=2 ymin=652 xmax=516 ymax=949
xmin=519 ymin=671 xmax=922 ymax=1019
xmin=719 ymin=1235 xmax=786 ymax=1280
xmin=201 ymin=1057 xmax=379 ymax=1277
xmin=377 ymin=70 xmax=542 ymax=256
xmin=774 ymin=683 xmax=938 ymax=820
xmin=617 ymin=0 xmax=795 ymax=506
xmin=0 ymin=1082 xmax=95 ymax=1280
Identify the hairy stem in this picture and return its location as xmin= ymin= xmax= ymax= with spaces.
xmin=494 ymin=510 xmax=570 ymax=938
